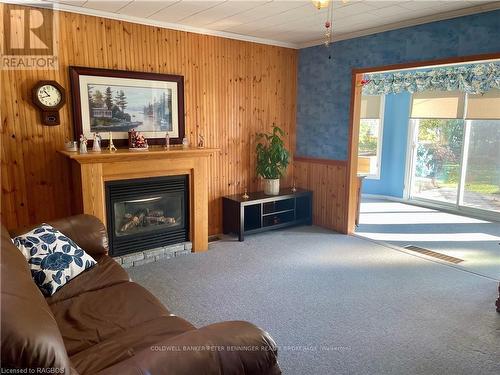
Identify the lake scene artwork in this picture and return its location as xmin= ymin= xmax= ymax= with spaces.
xmin=87 ymin=84 xmax=173 ymax=133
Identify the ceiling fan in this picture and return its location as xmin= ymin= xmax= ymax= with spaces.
xmin=311 ymin=0 xmax=350 ymax=46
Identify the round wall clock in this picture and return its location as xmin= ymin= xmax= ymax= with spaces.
xmin=31 ymin=80 xmax=66 ymax=126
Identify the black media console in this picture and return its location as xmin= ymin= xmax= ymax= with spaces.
xmin=222 ymin=188 xmax=312 ymax=241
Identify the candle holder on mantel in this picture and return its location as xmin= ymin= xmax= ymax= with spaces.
xmin=242 ymin=188 xmax=250 ymax=200
xmin=108 ymin=132 xmax=117 ymax=152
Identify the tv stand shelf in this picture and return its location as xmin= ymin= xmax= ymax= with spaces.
xmin=222 ymin=189 xmax=312 ymax=241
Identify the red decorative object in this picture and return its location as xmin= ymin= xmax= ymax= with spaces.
xmin=128 ymin=129 xmax=148 ymax=150
xmin=323 ymin=1 xmax=334 ymax=46
xmin=360 ymin=79 xmax=371 ymax=86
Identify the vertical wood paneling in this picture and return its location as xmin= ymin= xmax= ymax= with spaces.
xmin=0 ymin=4 xmax=298 ymax=234
xmin=295 ymin=158 xmax=347 ymax=233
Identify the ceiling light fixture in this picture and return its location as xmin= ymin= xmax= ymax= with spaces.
xmin=311 ymin=0 xmax=330 ymax=10
xmin=323 ymin=1 xmax=334 ymax=47
xmin=312 ymin=0 xmax=349 ymax=47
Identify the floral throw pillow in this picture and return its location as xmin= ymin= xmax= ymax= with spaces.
xmin=13 ymin=224 xmax=96 ymax=296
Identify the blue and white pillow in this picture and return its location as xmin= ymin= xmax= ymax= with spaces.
xmin=13 ymin=224 xmax=96 ymax=296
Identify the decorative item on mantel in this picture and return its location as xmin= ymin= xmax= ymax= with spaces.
xmin=197 ymin=134 xmax=205 ymax=148
xmin=79 ymin=135 xmax=88 ymax=153
xmin=128 ymin=129 xmax=148 ymax=151
xmin=182 ymin=137 xmax=189 ymax=149
xmin=164 ymin=132 xmax=170 ymax=149
xmin=108 ymin=131 xmax=117 ymax=152
xmin=255 ymin=125 xmax=290 ymax=196
xmin=242 ymin=188 xmax=249 ymax=200
xmin=64 ymin=140 xmax=77 ymax=152
xmin=291 ymin=180 xmax=297 ymax=193
xmin=92 ymin=132 xmax=102 ymax=152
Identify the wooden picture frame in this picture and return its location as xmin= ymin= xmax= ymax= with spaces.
xmin=69 ymin=66 xmax=185 ymax=146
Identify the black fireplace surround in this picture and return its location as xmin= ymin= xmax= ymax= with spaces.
xmin=105 ymin=175 xmax=189 ymax=257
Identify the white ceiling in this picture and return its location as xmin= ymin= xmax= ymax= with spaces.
xmin=33 ymin=0 xmax=500 ymax=48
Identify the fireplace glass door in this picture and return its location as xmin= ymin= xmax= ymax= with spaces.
xmin=106 ymin=175 xmax=189 ymax=256
xmin=114 ymin=193 xmax=184 ymax=237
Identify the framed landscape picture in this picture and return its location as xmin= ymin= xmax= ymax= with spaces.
xmin=69 ymin=66 xmax=185 ymax=146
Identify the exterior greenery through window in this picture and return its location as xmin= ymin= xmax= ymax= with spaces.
xmin=358 ymin=119 xmax=382 ymax=178
xmin=358 ymin=119 xmax=380 ymax=155
xmin=415 ymin=119 xmax=463 ymax=188
xmin=412 ymin=118 xmax=500 ymax=212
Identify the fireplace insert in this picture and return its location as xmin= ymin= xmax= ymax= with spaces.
xmin=105 ymin=175 xmax=189 ymax=257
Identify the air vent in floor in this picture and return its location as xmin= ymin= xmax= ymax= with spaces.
xmin=403 ymin=245 xmax=464 ymax=264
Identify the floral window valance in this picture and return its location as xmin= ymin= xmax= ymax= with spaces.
xmin=361 ymin=62 xmax=500 ymax=95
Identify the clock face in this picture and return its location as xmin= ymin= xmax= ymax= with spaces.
xmin=36 ymin=84 xmax=62 ymax=107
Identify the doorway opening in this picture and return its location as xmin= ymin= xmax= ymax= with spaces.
xmin=346 ymin=53 xmax=500 ymax=279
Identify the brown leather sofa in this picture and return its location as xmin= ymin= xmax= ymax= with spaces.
xmin=1 ymin=214 xmax=281 ymax=374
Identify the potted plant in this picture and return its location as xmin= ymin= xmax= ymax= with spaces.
xmin=255 ymin=125 xmax=290 ymax=195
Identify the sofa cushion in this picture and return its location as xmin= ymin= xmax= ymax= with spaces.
xmin=13 ymin=224 xmax=97 ymax=296
xmin=50 ymin=281 xmax=190 ymax=356
xmin=1 ymin=224 xmax=72 ymax=371
xmin=46 ymin=255 xmax=130 ymax=305
xmin=70 ymin=315 xmax=195 ymax=374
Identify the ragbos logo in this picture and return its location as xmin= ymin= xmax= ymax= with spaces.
xmin=1 ymin=4 xmax=58 ymax=69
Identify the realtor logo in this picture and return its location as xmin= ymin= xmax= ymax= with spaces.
xmin=2 ymin=4 xmax=58 ymax=69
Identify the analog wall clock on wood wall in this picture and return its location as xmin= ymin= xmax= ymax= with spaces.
xmin=31 ymin=80 xmax=66 ymax=125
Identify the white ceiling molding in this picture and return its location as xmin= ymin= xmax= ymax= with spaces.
xmin=3 ymin=0 xmax=500 ymax=50
xmin=1 ymin=0 xmax=299 ymax=49
xmin=299 ymin=1 xmax=500 ymax=49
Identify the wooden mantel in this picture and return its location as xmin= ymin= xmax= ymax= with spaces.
xmin=59 ymin=146 xmax=217 ymax=252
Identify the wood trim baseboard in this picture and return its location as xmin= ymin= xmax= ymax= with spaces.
xmin=295 ymin=156 xmax=347 ymax=166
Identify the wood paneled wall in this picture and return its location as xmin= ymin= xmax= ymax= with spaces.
xmin=0 ymin=3 xmax=297 ymax=234
xmin=295 ymin=158 xmax=347 ymax=233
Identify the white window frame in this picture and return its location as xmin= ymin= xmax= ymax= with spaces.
xmin=404 ymin=93 xmax=500 ymax=220
xmin=361 ymin=95 xmax=385 ymax=180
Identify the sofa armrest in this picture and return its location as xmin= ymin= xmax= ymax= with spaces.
xmin=10 ymin=214 xmax=109 ymax=259
xmin=97 ymin=321 xmax=281 ymax=375
xmin=47 ymin=214 xmax=109 ymax=259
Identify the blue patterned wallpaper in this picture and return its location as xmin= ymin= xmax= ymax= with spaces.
xmin=296 ymin=10 xmax=500 ymax=160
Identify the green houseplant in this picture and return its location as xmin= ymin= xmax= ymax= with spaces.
xmin=256 ymin=125 xmax=290 ymax=195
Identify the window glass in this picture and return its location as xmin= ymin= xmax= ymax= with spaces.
xmin=358 ymin=119 xmax=382 ymax=177
xmin=463 ymin=120 xmax=500 ymax=212
xmin=411 ymin=119 xmax=464 ymax=204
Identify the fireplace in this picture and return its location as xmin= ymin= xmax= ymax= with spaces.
xmin=105 ymin=175 xmax=189 ymax=257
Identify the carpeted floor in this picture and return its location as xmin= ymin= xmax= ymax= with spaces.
xmin=356 ymin=198 xmax=500 ymax=280
xmin=127 ymin=226 xmax=500 ymax=375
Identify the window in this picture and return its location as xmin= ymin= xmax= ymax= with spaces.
xmin=408 ymin=89 xmax=500 ymax=214
xmin=410 ymin=118 xmax=464 ymax=205
xmin=358 ymin=95 xmax=384 ymax=179
xmin=462 ymin=120 xmax=500 ymax=212
xmin=462 ymin=89 xmax=500 ymax=213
